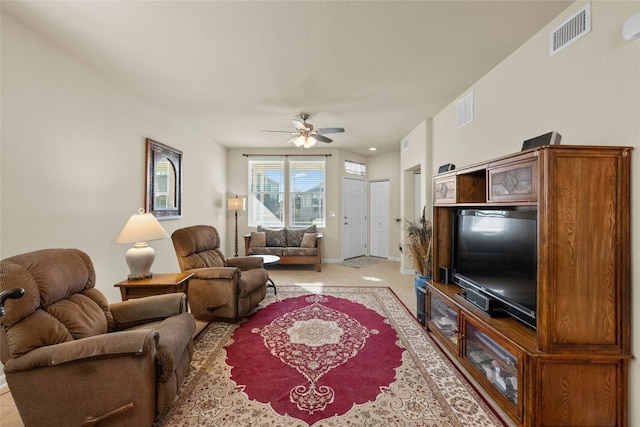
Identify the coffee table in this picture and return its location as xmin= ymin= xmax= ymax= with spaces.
xmin=250 ymin=255 xmax=279 ymax=294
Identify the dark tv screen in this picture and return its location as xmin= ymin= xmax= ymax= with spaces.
xmin=453 ymin=209 xmax=537 ymax=317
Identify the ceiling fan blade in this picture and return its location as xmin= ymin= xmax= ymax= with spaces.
xmin=263 ymin=130 xmax=297 ymax=134
xmin=286 ymin=135 xmax=299 ymax=144
xmin=292 ymin=119 xmax=307 ymax=131
xmin=317 ymin=127 xmax=345 ymax=134
xmin=314 ymin=134 xmax=333 ymax=143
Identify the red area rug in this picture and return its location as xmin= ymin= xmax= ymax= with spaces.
xmin=160 ymin=286 xmax=506 ymax=427
xmin=225 ymin=293 xmax=404 ymax=424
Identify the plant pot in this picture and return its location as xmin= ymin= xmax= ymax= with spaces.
xmin=414 ymin=274 xmax=430 ymax=292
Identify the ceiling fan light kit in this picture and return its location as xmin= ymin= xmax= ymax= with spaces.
xmin=264 ymin=113 xmax=344 ymax=148
xmin=292 ymin=135 xmax=317 ymax=148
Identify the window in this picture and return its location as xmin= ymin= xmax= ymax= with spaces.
xmin=289 ymin=158 xmax=325 ymax=227
xmin=248 ymin=156 xmax=326 ymax=228
xmin=345 ymin=160 xmax=366 ymax=176
xmin=248 ymin=158 xmax=285 ymax=227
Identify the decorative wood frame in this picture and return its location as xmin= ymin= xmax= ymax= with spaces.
xmin=145 ymin=138 xmax=182 ymax=220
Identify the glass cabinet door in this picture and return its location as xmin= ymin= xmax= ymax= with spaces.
xmin=427 ymin=290 xmax=460 ymax=352
xmin=462 ymin=316 xmax=523 ymax=420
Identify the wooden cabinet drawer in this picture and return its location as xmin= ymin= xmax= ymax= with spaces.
xmin=529 ymin=356 xmax=627 ymax=427
xmin=488 ymin=159 xmax=537 ymax=202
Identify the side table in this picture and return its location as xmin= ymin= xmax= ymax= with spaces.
xmin=114 ymin=272 xmax=193 ymax=301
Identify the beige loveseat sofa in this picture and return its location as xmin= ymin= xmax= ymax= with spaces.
xmin=244 ymin=225 xmax=323 ymax=272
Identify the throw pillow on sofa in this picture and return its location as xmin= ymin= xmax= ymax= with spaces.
xmin=285 ymin=225 xmax=317 ymax=247
xmin=249 ymin=231 xmax=266 ymax=248
xmin=300 ymin=232 xmax=317 ymax=248
xmin=257 ymin=226 xmax=286 ymax=247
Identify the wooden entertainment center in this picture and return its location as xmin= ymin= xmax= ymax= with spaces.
xmin=427 ymin=145 xmax=632 ymax=426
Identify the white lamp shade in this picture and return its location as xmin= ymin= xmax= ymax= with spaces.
xmin=116 ymin=210 xmax=169 ymax=280
xmin=227 ymin=197 xmax=245 ymax=211
xmin=116 ymin=211 xmax=169 ymax=244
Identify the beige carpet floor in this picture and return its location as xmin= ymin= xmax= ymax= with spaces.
xmin=264 ymin=259 xmax=417 ymax=315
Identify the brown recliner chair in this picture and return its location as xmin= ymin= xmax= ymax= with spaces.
xmin=0 ymin=248 xmax=195 ymax=427
xmin=171 ymin=225 xmax=268 ymax=321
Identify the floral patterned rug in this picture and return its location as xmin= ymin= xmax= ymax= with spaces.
xmin=160 ymin=286 xmax=506 ymax=427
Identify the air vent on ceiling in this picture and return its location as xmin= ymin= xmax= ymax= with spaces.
xmin=456 ymin=92 xmax=473 ymax=129
xmin=549 ymin=3 xmax=591 ymax=57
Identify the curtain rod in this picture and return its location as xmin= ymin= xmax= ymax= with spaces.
xmin=242 ymin=154 xmax=332 ymax=158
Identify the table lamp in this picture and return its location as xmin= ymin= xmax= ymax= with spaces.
xmin=227 ymin=196 xmax=245 ymax=257
xmin=116 ymin=208 xmax=170 ymax=280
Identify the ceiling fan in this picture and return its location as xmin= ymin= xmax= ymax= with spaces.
xmin=263 ymin=113 xmax=345 ymax=148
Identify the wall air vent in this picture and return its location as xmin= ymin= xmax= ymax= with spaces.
xmin=456 ymin=91 xmax=473 ymax=129
xmin=549 ymin=3 xmax=591 ymax=57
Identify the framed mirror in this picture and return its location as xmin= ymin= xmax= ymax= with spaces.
xmin=145 ymin=138 xmax=182 ymax=220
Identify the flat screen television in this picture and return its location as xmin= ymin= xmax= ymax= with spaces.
xmin=452 ymin=208 xmax=537 ymax=329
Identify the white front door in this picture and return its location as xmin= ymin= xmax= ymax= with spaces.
xmin=369 ymin=180 xmax=389 ymax=258
xmin=342 ymin=178 xmax=367 ymax=260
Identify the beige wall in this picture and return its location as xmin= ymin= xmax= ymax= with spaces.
xmin=431 ymin=2 xmax=640 ymax=424
xmin=0 ymin=13 xmax=228 ymax=303
xmin=399 ymin=119 xmax=433 ymax=273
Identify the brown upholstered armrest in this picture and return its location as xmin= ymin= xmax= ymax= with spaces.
xmin=110 ymin=293 xmax=187 ymax=329
xmin=153 ymin=313 xmax=196 ymax=382
xmin=243 ymin=234 xmax=251 ymax=256
xmin=227 ymin=256 xmax=263 ymax=270
xmin=3 ymin=329 xmax=158 ymax=372
xmin=188 ymin=267 xmax=239 ymax=280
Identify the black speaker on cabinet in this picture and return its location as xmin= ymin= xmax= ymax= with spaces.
xmin=438 ymin=163 xmax=455 ymax=173
xmin=439 ymin=266 xmax=450 ymax=284
xmin=521 ymin=131 xmax=562 ymax=150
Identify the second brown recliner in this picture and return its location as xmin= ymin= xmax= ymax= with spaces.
xmin=171 ymin=225 xmax=268 ymax=321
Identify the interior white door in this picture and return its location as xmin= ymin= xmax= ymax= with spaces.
xmin=369 ymin=180 xmax=389 ymax=258
xmin=342 ymin=178 xmax=367 ymax=260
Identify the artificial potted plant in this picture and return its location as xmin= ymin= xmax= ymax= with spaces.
xmin=399 ymin=206 xmax=433 ymax=291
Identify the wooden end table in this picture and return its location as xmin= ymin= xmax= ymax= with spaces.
xmin=114 ymin=272 xmax=193 ymax=301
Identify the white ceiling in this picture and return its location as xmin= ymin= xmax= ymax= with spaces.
xmin=2 ymin=0 xmax=573 ymax=155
